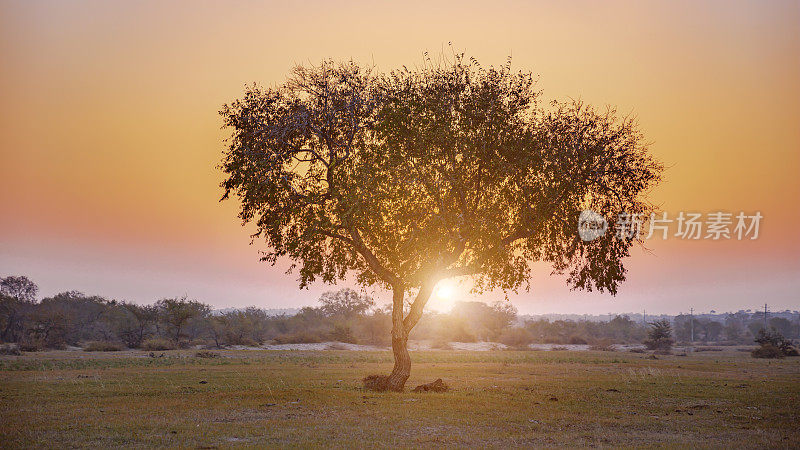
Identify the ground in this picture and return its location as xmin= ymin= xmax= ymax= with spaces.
xmin=1 ymin=348 xmax=798 ymax=448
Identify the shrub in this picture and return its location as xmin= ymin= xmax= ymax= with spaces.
xmin=753 ymin=328 xmax=799 ymax=357
xmin=752 ymin=343 xmax=784 ymax=359
xmin=0 ymin=344 xmax=21 ymax=356
xmin=20 ymin=333 xmax=67 ymax=351
xmin=84 ymin=341 xmax=124 ymax=352
xmin=18 ymin=339 xmax=43 ymax=352
xmin=568 ymin=335 xmax=588 ymax=345
xmin=237 ymin=337 xmax=260 ymax=347
xmin=363 ymin=374 xmax=390 ymax=391
xmin=328 ymin=324 xmax=357 ymax=344
xmin=784 ymin=347 xmax=800 ymax=357
xmin=498 ymin=328 xmax=534 ymax=349
xmin=190 ymin=338 xmax=211 ymax=347
xmin=194 ymin=350 xmax=219 ymax=358
xmin=589 ymin=338 xmax=616 ymax=351
xmin=644 ymin=320 xmax=674 ymax=351
xmin=140 ymin=338 xmax=176 ymax=351
xmin=354 ymin=313 xmax=392 ymax=347
xmin=437 ymin=320 xmax=477 ymax=343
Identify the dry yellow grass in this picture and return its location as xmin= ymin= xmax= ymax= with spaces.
xmin=1 ymin=348 xmax=798 ymax=448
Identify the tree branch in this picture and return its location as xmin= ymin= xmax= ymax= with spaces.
xmin=402 ymin=280 xmax=436 ymax=331
xmin=345 ymin=225 xmax=402 ymax=286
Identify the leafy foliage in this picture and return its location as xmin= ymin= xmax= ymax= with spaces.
xmin=319 ymin=288 xmax=375 ymax=317
xmin=155 ymin=297 xmax=210 ymax=343
xmin=0 ymin=275 xmax=38 ymax=302
xmin=752 ymin=328 xmax=799 ymax=358
xmin=3 ymin=275 xmax=797 ymax=356
xmin=218 ymin=54 xmax=663 ymax=380
xmin=644 ymin=319 xmax=674 ymax=350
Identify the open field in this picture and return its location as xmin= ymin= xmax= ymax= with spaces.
xmin=1 ymin=348 xmax=799 ymax=448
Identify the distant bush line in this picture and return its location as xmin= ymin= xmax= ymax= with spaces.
xmin=1 ymin=275 xmax=798 ymax=352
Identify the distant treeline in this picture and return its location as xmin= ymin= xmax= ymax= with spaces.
xmin=1 ymin=275 xmax=796 ymax=351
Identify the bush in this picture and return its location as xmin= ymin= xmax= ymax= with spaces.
xmin=752 ymin=343 xmax=784 ymax=359
xmin=83 ymin=341 xmax=124 ymax=352
xmin=194 ymin=350 xmax=219 ymax=358
xmin=498 ymin=328 xmax=534 ymax=349
xmin=19 ymin=334 xmax=67 ymax=351
xmin=363 ymin=374 xmax=390 ymax=392
xmin=437 ymin=319 xmax=477 ymax=343
xmin=328 ymin=324 xmax=357 ymax=344
xmin=589 ymin=338 xmax=615 ymax=351
xmin=140 ymin=338 xmax=176 ymax=351
xmin=568 ymin=335 xmax=588 ymax=345
xmin=0 ymin=344 xmax=21 ymax=355
xmin=644 ymin=320 xmax=674 ymax=351
xmin=237 ymin=337 xmax=260 ymax=347
xmin=18 ymin=339 xmax=43 ymax=352
xmin=753 ymin=328 xmax=799 ymax=357
xmin=190 ymin=338 xmax=211 ymax=347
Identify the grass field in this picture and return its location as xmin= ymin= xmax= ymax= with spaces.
xmin=1 ymin=348 xmax=798 ymax=448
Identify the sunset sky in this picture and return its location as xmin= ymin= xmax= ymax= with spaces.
xmin=1 ymin=0 xmax=798 ymax=315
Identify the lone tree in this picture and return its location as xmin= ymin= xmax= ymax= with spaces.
xmin=0 ymin=275 xmax=38 ymax=303
xmin=219 ymin=54 xmax=662 ymax=391
xmin=644 ymin=319 xmax=674 ymax=351
xmin=155 ymin=297 xmax=210 ymax=343
xmin=319 ymin=288 xmax=375 ymax=318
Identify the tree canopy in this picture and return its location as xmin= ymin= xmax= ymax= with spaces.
xmin=219 ymin=54 xmax=663 ymax=390
xmin=0 ymin=275 xmax=38 ymax=302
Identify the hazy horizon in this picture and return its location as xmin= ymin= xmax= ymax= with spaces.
xmin=2 ymin=0 xmax=799 ymax=316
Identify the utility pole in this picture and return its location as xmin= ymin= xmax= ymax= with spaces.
xmin=690 ymin=308 xmax=694 ymax=344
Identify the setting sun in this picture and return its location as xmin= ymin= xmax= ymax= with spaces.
xmin=436 ymin=283 xmax=454 ymax=300
xmin=430 ymin=280 xmax=459 ymax=312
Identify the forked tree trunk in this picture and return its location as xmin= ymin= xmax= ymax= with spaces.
xmin=385 ymin=284 xmax=435 ymax=392
xmin=387 ymin=287 xmax=410 ymax=391
xmin=387 ymin=331 xmax=411 ymax=391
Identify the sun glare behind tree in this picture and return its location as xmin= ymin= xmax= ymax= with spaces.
xmin=219 ymin=53 xmax=663 ymax=391
xmin=429 ymin=279 xmax=458 ymax=312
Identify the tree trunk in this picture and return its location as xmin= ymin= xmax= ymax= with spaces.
xmin=387 ymin=286 xmax=410 ymax=391
xmin=387 ymin=329 xmax=410 ymax=391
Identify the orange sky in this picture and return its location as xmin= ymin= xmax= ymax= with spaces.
xmin=1 ymin=0 xmax=798 ymax=314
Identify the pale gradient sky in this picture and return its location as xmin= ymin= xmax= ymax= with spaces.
xmin=1 ymin=0 xmax=798 ymax=314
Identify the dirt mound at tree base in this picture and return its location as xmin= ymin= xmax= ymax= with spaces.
xmin=362 ymin=376 xmax=450 ymax=392
xmin=412 ymin=379 xmax=449 ymax=393
xmin=363 ymin=375 xmax=391 ymax=391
